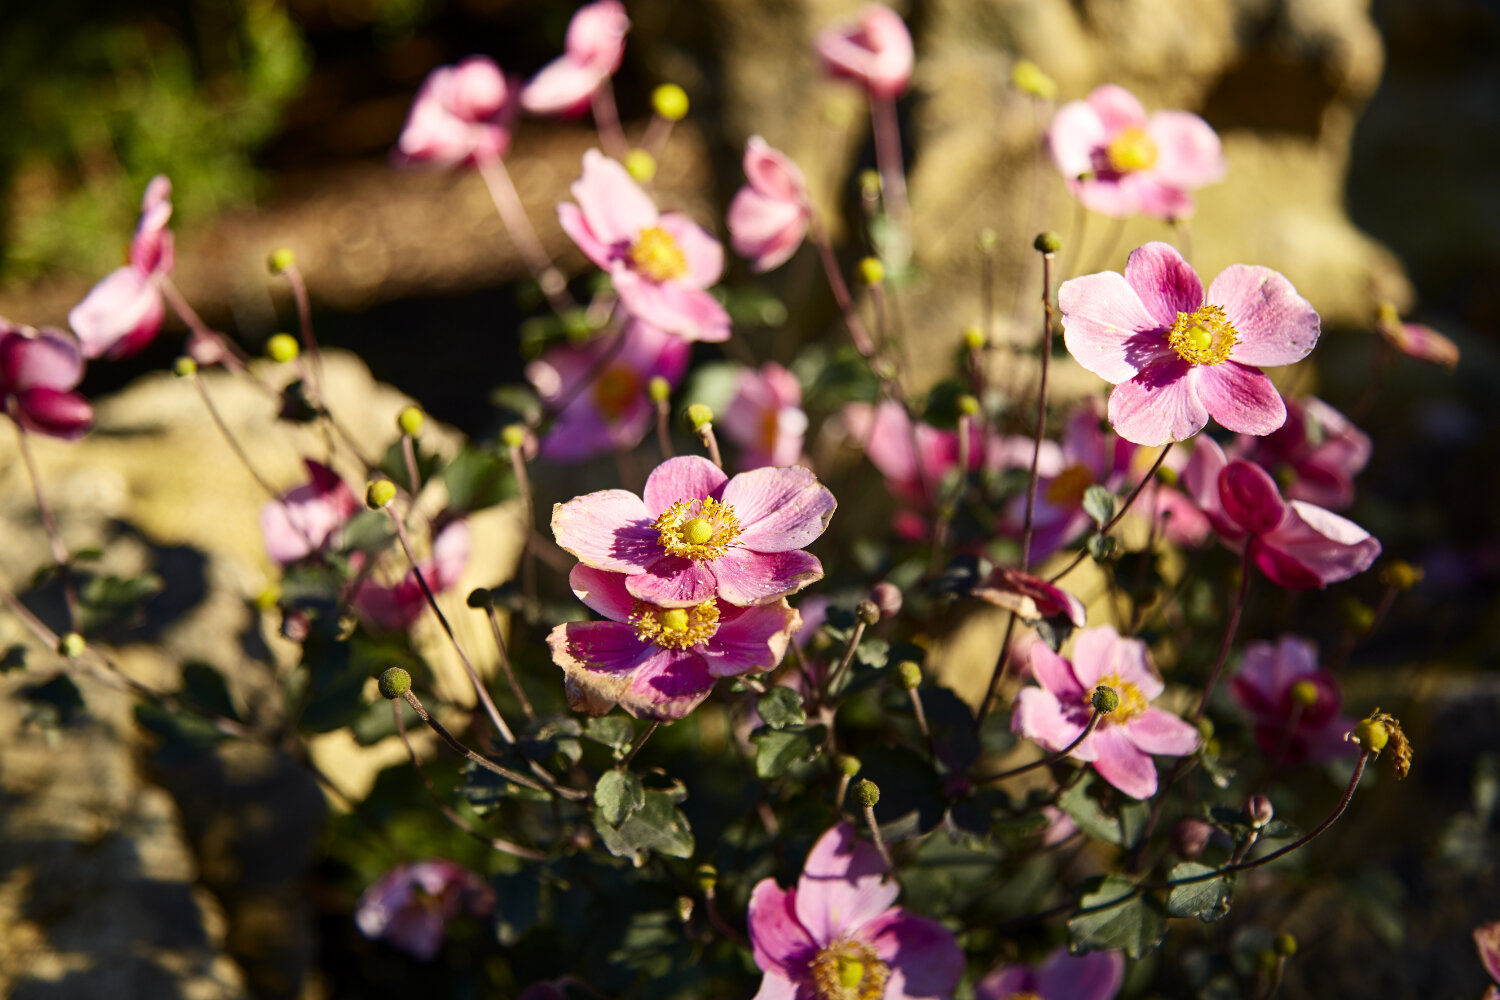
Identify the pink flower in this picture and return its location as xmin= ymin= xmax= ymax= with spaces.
xmin=1376 ymin=303 xmax=1459 ymax=370
xmin=1040 ymin=806 xmax=1079 ymax=848
xmin=814 ymin=5 xmax=914 ymax=101
xmin=1013 ymin=625 xmax=1199 ymax=799
xmin=519 ymin=0 xmax=629 ymax=117
xmin=351 ymin=520 xmax=470 ymax=631
xmin=355 ymin=860 xmax=494 ymax=962
xmin=547 ymin=565 xmax=800 ymax=720
xmin=747 ymin=822 xmax=963 ymax=1000
xmin=526 ymin=321 xmax=690 ymax=462
xmin=1476 ymin=921 xmax=1500 ymax=994
xmin=395 ymin=56 xmax=519 ymax=167
xmin=552 ymin=455 xmax=835 ymax=608
xmin=1060 ymin=242 xmax=1320 ymax=446
xmin=1183 ymin=437 xmax=1381 ymax=590
xmin=1235 ymin=397 xmax=1370 ymax=510
xmin=68 ymin=175 xmax=174 ymax=360
xmin=0 ymin=322 xmax=93 ymax=440
xmin=727 ymin=138 xmax=811 ymax=273
xmin=558 ymin=150 xmax=731 ymax=343
xmin=972 ymin=567 xmax=1086 ymax=627
xmin=977 ymin=946 xmax=1124 ymax=1000
xmin=1048 ymin=84 xmax=1225 ymax=219
xmin=722 ymin=362 xmax=807 ymax=469
xmin=260 ymin=460 xmax=359 ymax=565
xmin=1229 ymin=635 xmax=1354 ymax=765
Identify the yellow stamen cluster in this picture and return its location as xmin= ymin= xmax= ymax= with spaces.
xmin=1168 ymin=305 xmax=1238 ymax=366
xmin=1106 ymin=126 xmax=1159 ymax=173
xmin=629 ymin=599 xmax=720 ymax=650
xmin=653 ymin=496 xmax=741 ymax=561
xmin=629 ymin=225 xmax=689 ymax=282
xmin=1093 ymin=672 xmax=1149 ymax=725
xmin=593 ymin=366 xmax=642 ymax=418
xmin=809 ymin=939 xmax=890 ymax=1000
xmin=1350 ymin=707 xmax=1411 ymax=779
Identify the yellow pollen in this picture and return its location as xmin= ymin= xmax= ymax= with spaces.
xmin=1046 ymin=464 xmax=1095 ymax=506
xmin=1167 ymin=304 xmax=1238 ymax=366
xmin=653 ymin=496 xmax=741 ymax=560
xmin=681 ymin=517 xmax=715 ymax=546
xmin=809 ymin=939 xmax=889 ymax=1000
xmin=1106 ymin=126 xmax=1159 ymax=173
xmin=630 ymin=599 xmax=719 ymax=650
xmin=1094 ymin=672 xmax=1149 ymax=724
xmin=629 ymin=225 xmax=689 ymax=282
xmin=1289 ymin=679 xmax=1320 ymax=707
xmin=593 ymin=366 xmax=641 ymax=418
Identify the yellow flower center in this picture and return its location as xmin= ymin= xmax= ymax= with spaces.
xmin=629 ymin=225 xmax=689 ymax=282
xmin=1094 ymin=672 xmax=1149 ymax=725
xmin=629 ymin=599 xmax=720 ymax=650
xmin=653 ymin=496 xmax=741 ymax=560
xmin=593 ymin=365 xmax=642 ymax=418
xmin=1289 ymin=679 xmax=1320 ymax=707
xmin=1167 ymin=304 xmax=1238 ymax=366
xmin=809 ymin=939 xmax=889 ymax=1000
xmin=1106 ymin=126 xmax=1158 ymax=173
xmin=1046 ymin=464 xmax=1095 ymax=506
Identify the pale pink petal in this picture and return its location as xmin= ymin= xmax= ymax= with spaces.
xmin=1073 ymin=175 xmax=1145 ymax=218
xmin=1218 ymin=458 xmax=1288 ymax=535
xmin=1058 ymin=271 xmax=1170 ymax=383
xmin=1130 ymin=174 xmax=1197 ymax=221
xmin=795 ymin=822 xmax=900 ymax=943
xmin=1146 ymin=110 xmax=1226 ymax=189
xmin=724 ymin=466 xmax=837 ymax=551
xmin=1028 ymin=642 xmax=1086 ymax=702
xmin=744 ymin=137 xmax=808 ymax=203
xmin=427 ymin=521 xmax=470 ymax=592
xmin=570 ymin=150 xmax=658 ymax=247
xmin=625 ymin=558 xmax=718 ymax=607
xmin=68 ymin=267 xmax=164 ymax=360
xmin=1091 ymin=726 xmax=1159 ymax=799
xmin=750 ymin=973 xmax=802 ymax=1000
xmin=1108 ymin=358 xmax=1208 ymax=446
xmin=862 ymin=909 xmax=964 ymax=999
xmin=1123 ymin=242 xmax=1204 ymax=327
xmin=1087 ymin=84 xmax=1147 ymax=132
xmin=552 ymin=488 xmax=662 ymax=572
xmin=1048 ymin=100 xmax=1107 ymax=179
xmin=557 ymin=202 xmax=614 ymax=270
xmin=1012 ymin=687 xmax=1095 ymax=761
xmin=1255 ymin=500 xmax=1381 ymax=589
xmin=1124 ymin=707 xmax=1200 ymax=756
xmin=567 ymin=564 xmax=638 ymax=622
xmin=747 ymin=879 xmax=818 ymax=977
xmin=643 ymin=455 xmax=728 ymax=513
xmin=1036 ymin=946 xmax=1126 ymax=1000
xmin=657 ymin=212 xmax=724 ymax=288
xmin=728 ymin=188 xmax=807 ymax=273
xmin=1197 ymin=362 xmax=1287 ymax=436
xmin=1209 ymin=266 xmax=1320 ymax=368
xmin=815 ymin=5 xmax=913 ymax=100
xmin=712 ymin=548 xmax=823 ymax=606
xmin=565 ymin=0 xmax=629 ymax=69
xmin=699 ymin=599 xmax=799 ymax=677
xmin=611 ymin=266 xmax=732 ymax=343
xmin=1181 ymin=435 xmax=1227 ymax=513
xmin=0 ymin=328 xmax=84 ymax=393
xmin=519 ymin=56 xmax=605 ymax=116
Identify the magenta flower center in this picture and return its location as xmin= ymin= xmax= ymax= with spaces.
xmin=629 ymin=225 xmax=689 ymax=282
xmin=652 ymin=496 xmax=741 ymax=560
xmin=1094 ymin=672 xmax=1148 ymax=725
xmin=629 ymin=599 xmax=720 ymax=650
xmin=809 ymin=938 xmax=889 ymax=1000
xmin=1167 ymin=304 xmax=1238 ymax=366
xmin=593 ymin=365 xmax=642 ymax=418
xmin=1106 ymin=126 xmax=1158 ymax=173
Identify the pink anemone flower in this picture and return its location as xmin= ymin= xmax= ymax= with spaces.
xmin=552 ymin=454 xmax=836 ymax=608
xmin=351 ymin=520 xmax=470 ymax=632
xmin=548 ymin=564 xmax=800 ymax=720
xmin=558 ymin=150 xmax=731 ymax=343
xmin=727 ymin=137 xmax=811 ymax=273
xmin=519 ymin=0 xmax=629 ymax=117
xmin=1376 ymin=303 xmax=1459 ymax=370
xmin=68 ymin=175 xmax=174 ymax=360
xmin=747 ymin=822 xmax=963 ymax=1000
xmin=1048 ymin=84 xmax=1225 ymax=220
xmin=1060 ymin=242 xmax=1320 ymax=447
xmin=814 ymin=4 xmax=914 ymax=101
xmin=977 ymin=946 xmax=1125 ymax=1000
xmin=355 ymin=859 xmax=494 ymax=962
xmin=260 ymin=460 xmax=359 ymax=565
xmin=1013 ymin=625 xmax=1199 ymax=799
xmin=972 ymin=567 xmax=1086 ymax=628
xmin=1235 ymin=396 xmax=1370 ymax=510
xmin=1183 ymin=437 xmax=1381 ymax=590
xmin=526 ymin=321 xmax=690 ymax=462
xmin=0 ymin=322 xmax=94 ymax=440
xmin=395 ymin=56 xmax=519 ymax=167
xmin=722 ymin=362 xmax=808 ymax=470
xmin=1229 ymin=635 xmax=1354 ymax=765
xmin=1476 ymin=920 xmax=1500 ymax=999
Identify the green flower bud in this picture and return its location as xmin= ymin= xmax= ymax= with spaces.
xmin=1154 ymin=464 xmax=1179 ymax=487
xmin=897 ymin=660 xmax=922 ymax=690
xmin=858 ymin=169 xmax=882 ymax=199
xmin=1034 ymin=231 xmax=1063 ymax=255
xmin=1352 ymin=717 xmax=1389 ymax=752
xmin=652 ymin=84 xmax=689 ymax=121
xmin=686 ymin=403 xmax=714 ymax=431
xmin=267 ymin=247 xmax=296 ymax=274
xmin=378 ymin=666 xmax=411 ymax=700
xmin=500 ymin=424 xmax=528 ymax=450
xmin=366 ymin=479 xmax=397 ymax=509
xmin=836 ymin=754 xmax=862 ymax=778
xmin=173 ymin=357 xmax=198 ymax=378
xmin=1274 ymin=933 xmax=1298 ymax=957
xmin=1092 ymin=685 xmax=1120 ymax=714
xmin=694 ymin=862 xmax=718 ymax=892
xmin=1340 ymin=596 xmax=1376 ymax=635
xmin=962 ymin=325 xmax=986 ymax=351
xmin=397 ymin=405 xmax=424 ymax=437
xmin=1012 ymin=60 xmax=1058 ymax=100
xmin=1380 ymin=559 xmax=1423 ymax=591
xmin=648 ymin=376 xmax=672 ymax=404
xmin=1195 ymin=716 xmax=1215 ymax=742
xmin=856 ymin=599 xmax=881 ymax=626
xmin=854 ymin=778 xmax=880 ymax=808
xmin=1289 ymin=679 xmax=1320 ymax=707
xmin=266 ymin=333 xmax=300 ymax=363
xmin=59 ymin=632 xmax=86 ymax=658
xmin=957 ymin=394 xmax=981 ymax=417
xmin=625 ymin=149 xmax=657 ymax=184
xmin=856 ymin=257 xmax=885 ymax=286
xmin=1257 ymin=949 xmax=1279 ymax=974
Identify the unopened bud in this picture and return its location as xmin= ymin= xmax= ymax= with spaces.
xmin=869 ymin=582 xmax=902 ymax=619
xmin=267 ymin=247 xmax=295 ymax=274
xmin=694 ymin=863 xmax=718 ymax=892
xmin=1012 ymin=59 xmax=1058 ymax=100
xmin=962 ymin=325 xmax=986 ymax=351
xmin=858 ymin=169 xmax=881 ymax=199
xmin=397 ymin=405 xmax=424 ymax=437
xmin=1257 ymin=949 xmax=1279 ymax=974
xmin=255 ymin=585 xmax=281 ymax=611
xmin=1245 ymin=794 xmax=1274 ymax=828
xmin=366 ymin=479 xmax=397 ymax=509
xmin=1340 ymin=597 xmax=1376 ymax=635
xmin=625 ymin=149 xmax=657 ymax=184
xmin=1289 ymin=679 xmax=1320 ymax=707
xmin=1171 ymin=818 xmax=1214 ymax=859
xmin=266 ymin=332 xmax=300 ymax=363
xmin=1274 ymin=932 xmax=1298 ymax=957
xmin=854 ymin=778 xmax=880 ymax=808
xmin=59 ymin=632 xmax=85 ymax=659
xmin=1092 ymin=685 xmax=1120 ymax=714
xmin=897 ymin=660 xmax=922 ymax=690
xmin=957 ymin=394 xmax=981 ymax=417
xmin=1034 ymin=231 xmax=1063 ymax=255
xmin=1380 ymin=559 xmax=1423 ymax=591
xmin=501 ymin=424 xmax=528 ymax=451
xmin=1195 ymin=716 xmax=1215 ymax=742
xmin=686 ymin=404 xmax=714 ymax=431
xmin=855 ymin=599 xmax=881 ymax=626
xmin=976 ymin=227 xmax=998 ymax=253
xmin=378 ymin=666 xmax=411 ymax=700
xmin=857 ymin=257 xmax=885 ymax=286
xmin=648 ymin=376 xmax=672 ymax=404
xmin=173 ymin=357 xmax=197 ymax=378
xmin=836 ymin=754 xmax=862 ymax=778
xmin=652 ymin=84 xmax=689 ymax=121
xmin=1352 ymin=717 xmax=1389 ymax=752
xmin=466 ymin=587 xmax=493 ymax=609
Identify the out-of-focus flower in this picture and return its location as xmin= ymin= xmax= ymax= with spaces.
xmin=1376 ymin=302 xmax=1459 ymax=370
xmin=1475 ymin=920 xmax=1500 ymax=997
xmin=352 ymin=521 xmax=470 ymax=631
xmin=260 ymin=460 xmax=359 ymax=565
xmin=0 ymin=322 xmax=93 ymax=439
xmin=1236 ymin=397 xmax=1370 ymax=510
xmin=1183 ymin=437 xmax=1381 ymax=590
xmin=520 ymin=0 xmax=630 ymax=117
xmin=972 ymin=566 xmax=1086 ymax=627
xmin=1048 ymin=84 xmax=1224 ymax=219
xmin=727 ymin=137 xmax=811 ymax=273
xmin=1229 ymin=635 xmax=1355 ymax=765
xmin=747 ymin=822 xmax=963 ymax=1000
xmin=977 ymin=946 xmax=1125 ymax=1000
xmin=1060 ymin=242 xmax=1319 ymax=446
xmin=814 ymin=4 xmax=914 ymax=100
xmin=69 ymin=176 xmax=174 ymax=360
xmin=527 ymin=321 xmax=690 ymax=463
xmin=395 ymin=56 xmax=519 ymax=167
xmin=355 ymin=859 xmax=494 ymax=962
xmin=722 ymin=362 xmax=807 ymax=469
xmin=558 ymin=150 xmax=731 ymax=342
xmin=1002 ymin=400 xmax=1131 ymax=560
xmin=1040 ymin=806 xmax=1079 ymax=847
xmin=1013 ymin=625 xmax=1199 ymax=799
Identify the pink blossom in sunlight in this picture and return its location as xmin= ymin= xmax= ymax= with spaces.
xmin=351 ymin=521 xmax=470 ymax=631
xmin=260 ymin=460 xmax=359 ymax=565
xmin=1377 ymin=303 xmax=1459 ymax=370
xmin=1230 ymin=635 xmax=1355 ymax=765
xmin=814 ymin=5 xmax=914 ymax=100
xmin=977 ymin=946 xmax=1125 ymax=1000
xmin=1236 ymin=396 xmax=1370 ymax=510
xmin=68 ymin=175 xmax=174 ymax=360
xmin=727 ymin=137 xmax=811 ymax=273
xmin=0 ymin=322 xmax=93 ymax=440
xmin=519 ymin=0 xmax=629 ymax=117
xmin=395 ymin=56 xmax=519 ymax=167
xmin=355 ymin=860 xmax=493 ymax=962
xmin=1048 ymin=84 xmax=1225 ymax=220
xmin=722 ymin=362 xmax=808 ymax=470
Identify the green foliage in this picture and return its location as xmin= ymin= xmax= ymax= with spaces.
xmin=751 ymin=724 xmax=826 ymax=779
xmin=1067 ymin=875 xmax=1167 ymax=959
xmin=595 ymin=788 xmax=695 ymax=866
xmin=1166 ymin=862 xmax=1234 ymax=922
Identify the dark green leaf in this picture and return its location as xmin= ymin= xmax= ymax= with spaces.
xmin=595 ymin=789 xmax=694 ymax=865
xmin=20 ymin=674 xmax=85 ymax=728
xmin=595 ymin=769 xmax=646 ymax=827
xmin=180 ymin=661 xmax=241 ymax=722
xmin=77 ymin=572 xmax=163 ymax=633
xmin=582 ymin=716 xmax=635 ymax=752
xmin=1058 ymin=773 xmax=1123 ymax=844
xmin=340 ymin=510 xmax=395 ymax=554
xmin=751 ymin=724 xmax=825 ymax=779
xmin=756 ymin=687 xmax=805 ymax=730
xmin=1166 ymin=862 xmax=1234 ymax=921
xmin=1083 ymin=485 xmax=1116 ymax=526
xmin=350 ymin=696 xmax=418 ymax=745
xmin=492 ymin=871 xmax=542 ymax=946
xmin=1087 ymin=534 xmax=1118 ymax=562
xmin=862 ymin=744 xmax=947 ymax=840
xmin=923 ymin=686 xmax=979 ymax=772
xmin=444 ymin=446 xmax=514 ymax=512
xmin=520 ymin=715 xmax=583 ymax=766
xmin=1068 ymin=874 xmax=1166 ymax=958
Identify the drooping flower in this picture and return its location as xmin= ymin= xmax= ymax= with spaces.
xmin=722 ymin=362 xmax=808 ymax=469
xmin=1476 ymin=920 xmax=1500 ymax=999
xmin=976 ymin=946 xmax=1125 ymax=1000
xmin=1013 ymin=625 xmax=1199 ymax=799
xmin=814 ymin=4 xmax=914 ymax=101
xmin=1183 ymin=437 xmax=1381 ymax=590
xmin=1229 ymin=635 xmax=1354 ymax=765
xmin=1048 ymin=84 xmax=1225 ymax=220
xmin=747 ymin=822 xmax=963 ymax=1000
xmin=1376 ymin=302 xmax=1459 ymax=370
xmin=526 ymin=321 xmax=690 ymax=462
xmin=260 ymin=460 xmax=360 ymax=565
xmin=395 ymin=56 xmax=519 ymax=167
xmin=1235 ymin=397 xmax=1370 ymax=510
xmin=971 ymin=566 xmax=1086 ymax=628
xmin=0 ymin=322 xmax=94 ymax=439
xmin=1060 ymin=242 xmax=1320 ymax=446
xmin=727 ymin=137 xmax=811 ymax=273
xmin=68 ymin=175 xmax=174 ymax=360
xmin=351 ymin=520 xmax=470 ymax=631
xmin=355 ymin=860 xmax=494 ymax=962
xmin=552 ymin=455 xmax=835 ymax=607
xmin=547 ymin=564 xmax=800 ymax=720
xmin=519 ymin=0 xmax=630 ymax=117
xmin=558 ymin=150 xmax=731 ymax=343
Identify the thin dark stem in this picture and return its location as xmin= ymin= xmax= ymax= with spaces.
xmin=508 ymin=441 xmax=539 ymax=613
xmin=400 ymin=689 xmax=559 ymax=797
xmin=11 ymin=415 xmax=79 ymax=629
xmin=977 ymin=708 xmax=1103 ymax=784
xmin=281 ymin=263 xmax=325 ymax=399
xmin=1049 ymin=445 xmax=1173 ymax=584
xmin=160 ymin=280 xmax=253 ymax=374
xmin=820 ymin=619 xmax=868 ymax=702
xmin=870 ymin=96 xmax=909 ymax=231
xmin=702 ymin=885 xmax=751 ymax=949
xmin=1192 ymin=547 xmax=1253 ymax=723
xmin=621 ymin=720 xmax=660 ymax=769
xmin=481 ymin=603 xmax=536 ymax=721
xmin=191 ymin=374 xmax=280 ymax=500
xmin=975 ymin=612 xmax=1021 ymax=728
xmin=1020 ymin=250 xmax=1057 ymax=572
xmin=475 ymin=154 xmax=574 ymax=313
xmin=809 ymin=216 xmax=875 ymax=356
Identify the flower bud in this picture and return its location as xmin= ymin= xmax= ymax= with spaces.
xmin=1012 ymin=59 xmax=1058 ymax=100
xmin=1171 ymin=818 xmax=1214 ymax=859
xmin=856 ymin=257 xmax=885 ymax=286
xmin=1257 ymin=949 xmax=1278 ymax=974
xmin=855 ymin=599 xmax=881 ymax=626
xmin=1274 ymin=933 xmax=1298 ymax=957
xmin=869 ymin=582 xmax=902 ymax=619
xmin=1154 ymin=464 xmax=1179 ymax=487
xmin=858 ymin=169 xmax=882 ymax=200
xmin=1352 ymin=717 xmax=1389 ymax=752
xmin=1245 ymin=794 xmax=1274 ymax=828
xmin=173 ymin=357 xmax=198 ymax=378
xmin=255 ymin=585 xmax=281 ymax=611
xmin=976 ymin=227 xmax=998 ymax=253
xmin=266 ymin=333 xmax=300 ymax=363
xmin=378 ymin=666 xmax=412 ymax=700
xmin=501 ymin=423 xmax=528 ymax=450
xmin=1380 ymin=559 xmax=1423 ymax=591
xmin=366 ymin=479 xmax=397 ymax=509
xmin=686 ymin=404 xmax=714 ymax=431
xmin=652 ymin=84 xmax=689 ymax=121
xmin=466 ymin=587 xmax=493 ymax=609
xmin=836 ymin=754 xmax=862 ymax=778
xmin=1340 ymin=597 xmax=1376 ymax=635
xmin=1195 ymin=716 xmax=1215 ymax=742
xmin=59 ymin=632 xmax=86 ymax=659
xmin=397 ymin=405 xmax=424 ymax=437
xmin=1289 ymin=679 xmax=1320 ymax=707
xmin=854 ymin=778 xmax=880 ymax=808
xmin=1033 ymin=231 xmax=1063 ymax=255
xmin=694 ymin=863 xmax=718 ymax=893
xmin=267 ymin=247 xmax=296 ymax=274
xmin=962 ymin=325 xmax=986 ymax=351
xmin=625 ymin=149 xmax=657 ymax=184
xmin=897 ymin=660 xmax=922 ymax=690
xmin=1092 ymin=685 xmax=1119 ymax=714
xmin=648 ymin=376 xmax=672 ymax=404
xmin=957 ymin=394 xmax=981 ymax=417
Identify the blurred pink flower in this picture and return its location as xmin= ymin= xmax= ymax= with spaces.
xmin=1229 ymin=635 xmax=1354 ymax=765
xmin=1013 ymin=625 xmax=1199 ymax=799
xmin=69 ymin=175 xmax=174 ymax=360
xmin=1060 ymin=242 xmax=1320 ymax=446
xmin=727 ymin=137 xmax=810 ymax=273
xmin=722 ymin=362 xmax=807 ymax=469
xmin=977 ymin=946 xmax=1124 ymax=1000
xmin=1236 ymin=397 xmax=1370 ymax=510
xmin=1048 ymin=84 xmax=1224 ymax=219
xmin=260 ymin=460 xmax=359 ymax=565
xmin=558 ymin=150 xmax=731 ymax=342
xmin=355 ymin=859 xmax=493 ymax=962
xmin=1476 ymin=920 xmax=1500 ymax=995
xmin=747 ymin=822 xmax=963 ymax=1000
xmin=1377 ymin=304 xmax=1459 ymax=370
xmin=0 ymin=322 xmax=93 ymax=440
xmin=395 ymin=56 xmax=519 ymax=167
xmin=814 ymin=4 xmax=914 ymax=100
xmin=1039 ymin=806 xmax=1079 ymax=847
xmin=972 ymin=566 xmax=1086 ymax=627
xmin=351 ymin=520 xmax=470 ymax=631
xmin=520 ymin=0 xmax=629 ymax=117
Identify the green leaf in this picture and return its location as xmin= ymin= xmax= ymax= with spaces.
xmin=180 ymin=662 xmax=241 ymax=722
xmin=1067 ymin=875 xmax=1166 ymax=958
xmin=756 ymin=687 xmax=805 ymax=730
xmin=1058 ymin=773 xmax=1123 ymax=845
xmin=595 ymin=789 xmax=694 ymax=866
xmin=751 ymin=724 xmax=825 ymax=779
xmin=1087 ymin=534 xmax=1118 ymax=562
xmin=20 ymin=674 xmax=85 ymax=729
xmin=339 ymin=510 xmax=395 ymax=555
xmin=1083 ymin=484 xmax=1116 ymax=526
xmin=1166 ymin=862 xmax=1233 ymax=921
xmin=595 ymin=769 xmax=646 ymax=828
xmin=77 ymin=572 xmax=164 ymax=633
xmin=443 ymin=446 xmax=514 ymax=512
xmin=520 ymin=715 xmax=583 ymax=766
xmin=380 ymin=438 xmax=440 ymax=494
xmin=855 ymin=636 xmax=890 ymax=669
xmin=582 ymin=716 xmax=635 ymax=753
xmin=350 ymin=697 xmax=418 ymax=745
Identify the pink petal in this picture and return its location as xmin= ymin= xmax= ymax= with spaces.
xmin=570 ymin=150 xmax=658 ymax=247
xmin=795 ymin=822 xmax=900 ymax=942
xmin=1218 ymin=458 xmax=1287 ymax=535
xmin=747 ymin=879 xmax=817 ymax=978
xmin=1181 ymin=435 xmax=1227 ymax=514
xmin=1087 ymin=84 xmax=1147 ymax=132
xmin=862 ymin=909 xmax=964 ymax=999
xmin=1209 ymin=266 xmax=1320 ymax=368
xmin=975 ymin=966 xmax=1037 ymax=1000
xmin=547 ymin=622 xmax=657 ymax=717
xmin=1254 ymin=500 xmax=1381 ymax=589
xmin=519 ymin=56 xmax=606 ymax=116
xmin=712 ymin=548 xmax=823 ymax=606
xmin=565 ymin=0 xmax=629 ymax=68
xmin=1131 ymin=175 xmax=1197 ymax=220
xmin=1474 ymin=921 xmax=1500 ymax=985
xmin=728 ymin=188 xmax=808 ymax=273
xmin=1090 ymin=725 xmax=1159 ymax=799
xmin=1071 ymin=625 xmax=1162 ymax=699
xmin=552 ymin=488 xmax=661 ymax=573
xmin=625 ymin=557 xmax=718 ymax=607
xmin=0 ymin=327 xmax=84 ymax=391
xmin=644 ymin=455 xmax=729 ymax=512
xmin=1012 ymin=687 xmax=1095 ymax=761
xmin=699 ymin=599 xmax=799 ymax=678
xmin=1027 ymin=642 xmax=1086 ymax=702
xmin=744 ymin=137 xmax=808 ymax=203
xmin=1123 ymin=242 xmax=1204 ymax=328
xmin=656 ymin=212 xmax=724 ymax=289
xmin=13 ymin=388 xmax=93 ymax=440
xmin=611 ymin=266 xmax=732 ymax=343
xmin=1146 ymin=110 xmax=1226 ymax=189
xmin=1107 ymin=357 xmax=1208 ymax=446
xmin=625 ymin=649 xmax=718 ymax=720
xmin=723 ymin=465 xmax=836 ymax=551
xmin=557 ymin=202 xmax=614 ymax=271
xmin=567 ymin=564 xmax=638 ymax=621
xmin=1058 ymin=271 xmax=1170 ymax=384
xmin=427 ymin=521 xmax=470 ymax=592
xmin=1230 ymin=642 xmax=1279 ymax=714
xmin=1197 ymin=362 xmax=1287 ymax=437
xmin=1124 ymin=707 xmax=1200 ymax=756
xmin=751 ymin=974 xmax=802 ymax=1000
xmin=1036 ymin=946 xmax=1126 ymax=1000
xmin=1073 ymin=174 xmax=1146 ymax=218
xmin=1047 ymin=100 xmax=1107 ymax=179
xmin=815 ymin=5 xmax=913 ymax=100
xmin=68 ymin=267 xmax=164 ymax=360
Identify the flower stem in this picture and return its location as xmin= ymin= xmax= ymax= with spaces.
xmin=870 ymin=96 xmax=909 ymax=232
xmin=280 ymin=262 xmax=325 ymax=400
xmin=479 ymin=601 xmax=536 ymax=721
xmin=1192 ymin=547 xmax=1253 ymax=723
xmin=821 ymin=618 xmax=868 ymax=702
xmin=621 ymin=720 xmax=661 ymax=769
xmin=507 ymin=437 xmax=539 ymax=614
xmin=1048 ymin=444 xmax=1173 ymax=584
xmin=977 ymin=707 xmax=1103 ymax=784
xmin=655 ymin=397 xmax=674 ymax=458
xmin=1020 ymin=247 xmax=1057 ymax=573
xmin=10 ymin=415 xmax=79 ymax=630
xmin=400 ymin=688 xmax=560 ymax=797
xmin=808 ymin=215 xmax=876 ymax=357
xmin=695 ymin=421 xmax=724 ymax=470
xmin=861 ymin=798 xmax=894 ymax=871
xmin=590 ymin=80 xmax=632 ymax=163
xmin=475 ymin=153 xmax=574 ymax=314
xmin=160 ymin=279 xmax=252 ymax=374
